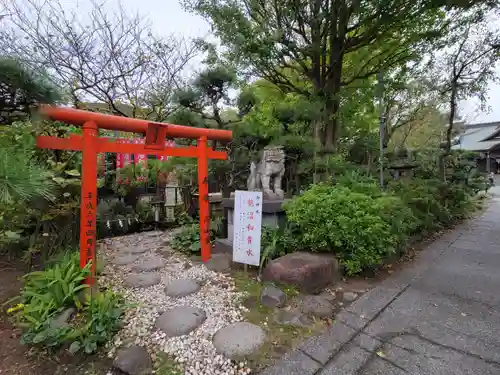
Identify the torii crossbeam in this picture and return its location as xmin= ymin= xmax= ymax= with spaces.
xmin=37 ymin=106 xmax=232 ymax=284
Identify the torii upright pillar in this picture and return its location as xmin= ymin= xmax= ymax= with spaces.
xmin=36 ymin=106 xmax=232 ymax=284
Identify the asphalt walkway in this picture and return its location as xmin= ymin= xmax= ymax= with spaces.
xmin=261 ymin=188 xmax=500 ymax=375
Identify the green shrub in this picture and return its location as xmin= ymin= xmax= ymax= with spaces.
xmin=8 ymin=253 xmax=124 ymax=354
xmin=438 ymin=182 xmax=474 ymax=220
xmin=170 ymin=224 xmax=202 ymax=253
xmin=169 ymin=217 xmax=223 ymax=254
xmin=335 ymin=170 xmax=383 ymax=197
xmin=373 ymin=195 xmax=418 ymax=242
xmin=284 ymin=184 xmax=399 ymax=275
xmin=12 ymin=253 xmax=90 ymax=326
xmin=388 ymin=179 xmax=448 ymax=231
xmin=68 ymin=291 xmax=125 ymax=355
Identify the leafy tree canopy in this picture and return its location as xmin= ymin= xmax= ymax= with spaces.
xmin=184 ymin=0 xmax=497 ymax=148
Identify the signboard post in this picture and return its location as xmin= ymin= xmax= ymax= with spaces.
xmin=232 ymin=190 xmax=263 ymax=267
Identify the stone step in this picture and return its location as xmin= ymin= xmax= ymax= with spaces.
xmin=113 ymin=254 xmax=139 ymax=266
xmin=132 ymin=256 xmax=167 ymax=272
xmin=155 ymin=306 xmax=207 ymax=337
xmin=125 ymin=273 xmax=161 ymax=288
xmin=121 ymin=246 xmax=149 ymax=254
xmin=212 ymin=322 xmax=265 ymax=359
xmin=164 ymin=279 xmax=201 ymax=298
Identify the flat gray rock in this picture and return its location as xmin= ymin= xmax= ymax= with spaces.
xmin=319 ymin=291 xmax=337 ymax=303
xmin=125 ymin=273 xmax=161 ymax=288
xmin=132 ymin=256 xmax=166 ymax=271
xmin=205 ymin=253 xmax=231 ymax=272
xmin=213 ymin=322 xmax=265 ymax=359
xmin=260 ymin=285 xmax=287 ymax=307
xmin=343 ymin=291 xmax=359 ymax=302
xmin=113 ymin=254 xmax=139 ymax=266
xmin=145 ymin=231 xmax=163 ymax=237
xmin=296 ymin=295 xmax=336 ymax=318
xmin=122 ymin=246 xmax=149 ymax=254
xmin=275 ymin=308 xmax=313 ymax=327
xmin=165 ymin=279 xmax=200 ymax=298
xmin=113 ymin=345 xmax=152 ymax=375
xmin=155 ymin=306 xmax=206 ymax=336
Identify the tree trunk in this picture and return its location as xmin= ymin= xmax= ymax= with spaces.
xmin=313 ymin=120 xmax=322 ymax=184
xmin=324 ymin=49 xmax=343 ymax=150
xmin=441 ymin=83 xmax=458 ymax=182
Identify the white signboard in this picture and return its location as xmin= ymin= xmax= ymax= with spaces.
xmin=232 ymin=190 xmax=263 ymax=266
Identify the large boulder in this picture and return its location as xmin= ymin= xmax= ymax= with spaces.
xmin=261 ymin=252 xmax=339 ymax=294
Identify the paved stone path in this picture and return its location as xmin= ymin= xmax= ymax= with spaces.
xmin=102 ymin=231 xmax=263 ymax=375
xmin=261 ymin=191 xmax=500 ymax=375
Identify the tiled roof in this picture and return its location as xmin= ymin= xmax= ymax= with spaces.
xmin=452 ymin=122 xmax=500 ymax=152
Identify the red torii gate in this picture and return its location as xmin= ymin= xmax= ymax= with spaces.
xmin=36 ymin=106 xmax=232 ymax=283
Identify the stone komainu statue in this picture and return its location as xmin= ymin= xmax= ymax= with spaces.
xmin=247 ymin=145 xmax=285 ymax=200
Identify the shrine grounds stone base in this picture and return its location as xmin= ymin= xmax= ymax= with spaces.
xmin=260 ymin=194 xmax=500 ymax=375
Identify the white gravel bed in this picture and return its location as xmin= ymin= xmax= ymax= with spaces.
xmin=99 ymin=231 xmax=253 ymax=375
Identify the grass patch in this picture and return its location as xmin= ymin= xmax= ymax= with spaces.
xmin=231 ymin=270 xmax=327 ymax=371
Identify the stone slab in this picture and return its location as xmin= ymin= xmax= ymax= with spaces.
xmin=319 ymin=344 xmax=372 ymax=375
xmin=258 ymin=349 xmax=322 ymax=375
xmin=113 ymin=254 xmax=139 ymax=266
xmin=297 ymin=322 xmax=357 ymax=365
xmin=164 ymin=279 xmax=200 ymax=298
xmin=121 ymin=246 xmax=149 ymax=254
xmin=155 ymin=306 xmax=206 ymax=337
xmin=125 ymin=273 xmax=161 ymax=288
xmin=212 ymin=322 xmax=265 ymax=359
xmin=132 ymin=256 xmax=166 ymax=272
xmin=362 ymin=335 xmax=500 ymax=375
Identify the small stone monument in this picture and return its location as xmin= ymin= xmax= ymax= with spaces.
xmin=164 ymin=171 xmax=183 ymax=222
xmin=214 ymin=145 xmax=288 ymax=254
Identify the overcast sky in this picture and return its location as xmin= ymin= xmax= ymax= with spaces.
xmin=27 ymin=0 xmax=500 ymax=124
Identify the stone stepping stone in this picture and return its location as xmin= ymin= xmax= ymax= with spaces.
xmin=145 ymin=231 xmax=163 ymax=237
xmin=165 ymin=279 xmax=200 ymax=298
xmin=212 ymin=322 xmax=265 ymax=359
xmin=113 ymin=345 xmax=152 ymax=375
xmin=121 ymin=246 xmax=149 ymax=254
xmin=155 ymin=306 xmax=206 ymax=337
xmin=132 ymin=256 xmax=166 ymax=272
xmin=125 ymin=273 xmax=161 ymax=288
xmin=113 ymin=254 xmax=139 ymax=266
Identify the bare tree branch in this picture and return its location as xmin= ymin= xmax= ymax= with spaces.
xmin=0 ymin=0 xmax=199 ymax=121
